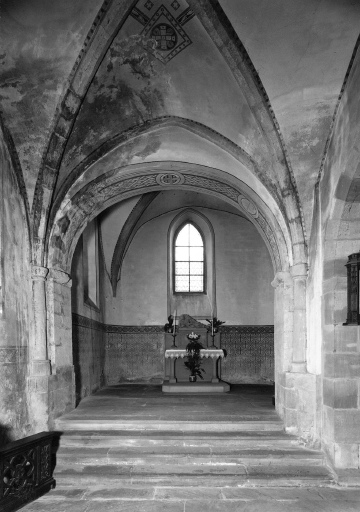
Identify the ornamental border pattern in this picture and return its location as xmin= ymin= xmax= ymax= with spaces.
xmin=72 ymin=313 xmax=105 ymax=332
xmin=0 ymin=347 xmax=28 ymax=364
xmin=69 ymin=171 xmax=282 ymax=271
xmin=106 ymin=325 xmax=164 ymax=334
xmin=220 ymin=325 xmax=274 ymax=334
xmin=72 ymin=314 xmax=274 ymax=336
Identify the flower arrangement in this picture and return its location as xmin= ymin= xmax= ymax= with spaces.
xmin=187 ymin=332 xmax=200 ymax=341
xmin=206 ymin=317 xmax=225 ymax=334
xmin=184 ymin=332 xmax=205 ymax=381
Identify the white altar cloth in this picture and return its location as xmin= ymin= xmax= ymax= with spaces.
xmin=165 ymin=349 xmax=225 ymax=359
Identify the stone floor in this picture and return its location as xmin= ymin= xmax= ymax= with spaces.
xmin=22 ymin=384 xmax=360 ymax=511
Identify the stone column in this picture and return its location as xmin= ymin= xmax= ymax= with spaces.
xmin=47 ymin=268 xmax=75 ymax=417
xmin=30 ymin=265 xmax=51 ymax=375
xmin=290 ymin=263 xmax=308 ymax=373
xmin=271 ymin=271 xmax=293 ymax=375
xmin=28 ymin=265 xmax=51 ymax=432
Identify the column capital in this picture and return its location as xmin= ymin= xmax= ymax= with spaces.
xmin=31 ymin=265 xmax=49 ymax=281
xmin=48 ymin=268 xmax=72 ymax=287
xmin=290 ymin=263 xmax=308 ymax=279
xmin=271 ymin=271 xmax=292 ymax=289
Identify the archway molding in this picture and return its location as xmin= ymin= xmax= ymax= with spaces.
xmin=46 ymin=163 xmax=289 ymax=276
xmin=31 ymin=0 xmax=306 ymax=272
xmin=41 ymin=161 xmax=315 ymax=444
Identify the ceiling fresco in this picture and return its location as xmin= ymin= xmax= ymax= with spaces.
xmin=0 ymin=0 xmax=359 ymax=239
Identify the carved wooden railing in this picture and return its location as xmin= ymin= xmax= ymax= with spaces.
xmin=0 ymin=431 xmax=59 ymax=512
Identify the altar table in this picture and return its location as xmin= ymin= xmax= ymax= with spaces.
xmin=162 ymin=349 xmax=230 ymax=393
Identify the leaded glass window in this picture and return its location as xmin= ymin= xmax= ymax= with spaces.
xmin=174 ymin=223 xmax=204 ymax=292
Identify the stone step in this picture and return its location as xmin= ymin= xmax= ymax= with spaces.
xmin=34 ymin=485 xmax=359 ymax=503
xmin=55 ymin=419 xmax=284 ymax=432
xmin=53 ymin=465 xmax=334 ymax=488
xmin=22 ymin=494 xmax=360 ymax=512
xmin=56 ymin=447 xmax=325 ymax=466
xmin=58 ymin=429 xmax=294 ymax=448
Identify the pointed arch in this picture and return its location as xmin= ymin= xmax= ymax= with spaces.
xmin=168 ymin=208 xmax=216 ymax=315
xmin=32 ymin=0 xmax=306 ymax=273
xmin=110 ymin=191 xmax=159 ymax=296
xmin=46 ymin=163 xmax=288 ymax=276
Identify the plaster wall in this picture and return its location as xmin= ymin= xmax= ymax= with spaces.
xmin=316 ymin=46 xmax=360 ymax=468
xmin=0 ymin=124 xmax=31 ymax=443
xmin=104 ymin=205 xmax=274 ymax=325
xmin=57 ymin=10 xmax=266 ymax=188
xmin=99 ymin=197 xmax=140 ymax=272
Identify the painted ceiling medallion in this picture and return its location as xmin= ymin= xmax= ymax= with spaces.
xmin=156 ymin=172 xmax=185 ymax=186
xmin=142 ymin=5 xmax=192 ymax=64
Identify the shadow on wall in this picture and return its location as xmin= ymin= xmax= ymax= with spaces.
xmin=0 ymin=424 xmax=14 ymax=448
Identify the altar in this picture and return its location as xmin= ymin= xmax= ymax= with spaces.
xmin=162 ymin=314 xmax=230 ymax=393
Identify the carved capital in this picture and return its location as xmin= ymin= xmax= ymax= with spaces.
xmin=31 ymin=265 xmax=49 ymax=281
xmin=48 ymin=268 xmax=72 ymax=287
xmin=271 ymin=271 xmax=292 ymax=289
xmin=290 ymin=263 xmax=308 ymax=279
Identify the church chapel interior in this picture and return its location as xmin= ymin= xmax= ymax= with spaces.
xmin=1 ymin=0 xmax=360 ymax=502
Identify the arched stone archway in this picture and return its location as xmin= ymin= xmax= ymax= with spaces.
xmin=47 ymin=166 xmax=287 ymax=274
xmin=37 ymin=162 xmax=316 ymax=442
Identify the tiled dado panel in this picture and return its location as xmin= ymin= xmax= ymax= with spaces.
xmin=72 ymin=314 xmax=106 ymax=404
xmin=105 ymin=326 xmax=165 ymax=384
xmin=220 ymin=326 xmax=274 ymax=384
xmin=72 ymin=316 xmax=274 ymax=385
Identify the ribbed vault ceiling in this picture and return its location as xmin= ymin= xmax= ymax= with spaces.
xmin=0 ymin=0 xmax=359 ymax=239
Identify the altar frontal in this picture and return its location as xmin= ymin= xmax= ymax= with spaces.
xmin=162 ymin=314 xmax=230 ymax=393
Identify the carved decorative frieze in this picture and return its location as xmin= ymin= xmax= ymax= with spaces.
xmin=184 ymin=175 xmax=238 ymax=202
xmin=56 ymin=168 xmax=283 ymax=274
xmin=238 ymin=195 xmax=258 ymax=218
xmin=31 ymin=266 xmax=48 ymax=281
xmin=156 ymin=172 xmax=185 ymax=186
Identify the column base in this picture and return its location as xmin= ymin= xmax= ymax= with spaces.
xmin=31 ymin=359 xmax=51 ymax=376
xmin=290 ymin=361 xmax=307 ymax=373
xmin=27 ymin=373 xmax=50 ymax=431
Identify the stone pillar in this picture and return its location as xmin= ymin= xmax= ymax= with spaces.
xmin=290 ymin=263 xmax=308 ymax=373
xmin=30 ymin=265 xmax=51 ymax=375
xmin=28 ymin=265 xmax=51 ymax=432
xmin=47 ymin=268 xmax=75 ymax=421
xmin=271 ymin=271 xmax=293 ymax=418
xmin=271 ymin=271 xmax=293 ymax=371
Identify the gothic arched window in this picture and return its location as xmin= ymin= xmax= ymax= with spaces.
xmin=174 ymin=223 xmax=204 ymax=292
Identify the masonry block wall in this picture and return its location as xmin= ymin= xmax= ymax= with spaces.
xmin=318 ymin=47 xmax=360 ymax=468
xmin=0 ymin=125 xmax=32 ymax=443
